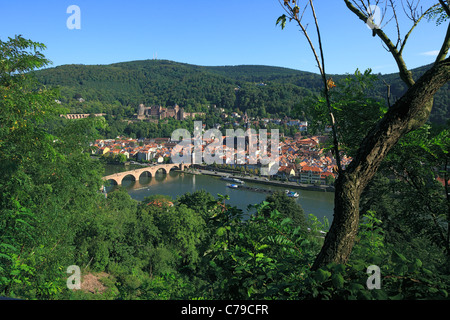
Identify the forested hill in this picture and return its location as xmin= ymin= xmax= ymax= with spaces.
xmin=34 ymin=59 xmax=449 ymax=124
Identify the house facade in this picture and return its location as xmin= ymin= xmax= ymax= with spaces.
xmin=299 ymin=165 xmax=322 ymax=184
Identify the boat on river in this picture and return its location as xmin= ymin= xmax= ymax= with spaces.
xmin=221 ymin=176 xmax=245 ymax=184
xmin=285 ymin=190 xmax=299 ymax=198
xmin=227 ymin=184 xmax=239 ymax=189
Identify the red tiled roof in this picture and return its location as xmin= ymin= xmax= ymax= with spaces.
xmin=301 ymin=165 xmax=322 ymax=172
xmin=147 ymin=199 xmax=174 ymax=207
xmin=437 ymin=177 xmax=449 ymax=187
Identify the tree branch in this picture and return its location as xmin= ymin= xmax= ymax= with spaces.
xmin=400 ymin=4 xmax=439 ymax=56
xmin=308 ymin=0 xmax=343 ymax=172
xmin=344 ymin=0 xmax=415 ymax=87
xmin=438 ymin=0 xmax=450 ymax=17
xmin=436 ymin=19 xmax=450 ymax=63
xmin=348 ymin=57 xmax=450 ymax=186
xmin=277 ymin=0 xmax=343 ymax=172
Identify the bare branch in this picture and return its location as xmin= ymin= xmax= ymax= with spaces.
xmin=381 ymin=78 xmax=392 ymax=107
xmin=277 ymin=0 xmax=295 ymax=18
xmin=344 ymin=0 xmax=415 ymax=87
xmin=299 ymin=1 xmax=309 ymax=22
xmin=276 ymin=0 xmax=343 ymax=172
xmin=400 ymin=4 xmax=440 ymax=56
xmin=388 ymin=0 xmax=402 ymax=48
xmin=309 ymin=0 xmax=344 ymax=172
xmin=379 ymin=0 xmax=392 ymax=29
xmin=401 ymin=0 xmax=422 ymax=22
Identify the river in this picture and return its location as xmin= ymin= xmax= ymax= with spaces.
xmin=104 ymin=164 xmax=335 ymax=224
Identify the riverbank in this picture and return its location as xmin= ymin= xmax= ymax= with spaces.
xmin=184 ymin=167 xmax=335 ymax=193
xmin=104 ymin=163 xmax=335 ymax=223
xmin=103 ymin=160 xmax=335 ymax=193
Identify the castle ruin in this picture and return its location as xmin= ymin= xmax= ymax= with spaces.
xmin=137 ymin=104 xmax=204 ymax=121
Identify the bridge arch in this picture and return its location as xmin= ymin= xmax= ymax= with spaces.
xmin=121 ymin=173 xmax=137 ymax=184
xmin=138 ymin=170 xmax=152 ymax=180
xmin=154 ymin=167 xmax=168 ymax=175
xmin=102 ymin=163 xmax=191 ymax=186
xmin=168 ymin=165 xmax=181 ymax=172
xmin=105 ymin=178 xmax=119 ymax=186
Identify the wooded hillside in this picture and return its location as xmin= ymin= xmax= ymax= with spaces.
xmin=34 ymin=59 xmax=449 ymax=124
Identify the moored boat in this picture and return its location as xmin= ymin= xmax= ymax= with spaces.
xmin=286 ymin=190 xmax=299 ymax=198
xmin=221 ymin=176 xmax=245 ymax=184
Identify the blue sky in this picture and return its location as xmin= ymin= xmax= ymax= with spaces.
xmin=0 ymin=0 xmax=447 ymax=75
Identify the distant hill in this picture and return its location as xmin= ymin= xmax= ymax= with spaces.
xmin=378 ymin=64 xmax=449 ymax=124
xmin=34 ymin=59 xmax=449 ymax=124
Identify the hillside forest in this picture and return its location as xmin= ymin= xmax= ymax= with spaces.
xmin=34 ymin=59 xmax=450 ymax=125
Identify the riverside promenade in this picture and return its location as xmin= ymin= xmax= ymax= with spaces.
xmin=185 ymin=167 xmax=335 ymax=193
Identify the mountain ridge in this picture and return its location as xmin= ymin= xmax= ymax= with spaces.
xmin=34 ymin=59 xmax=449 ymax=124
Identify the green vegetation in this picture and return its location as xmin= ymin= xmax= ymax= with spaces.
xmin=33 ymin=60 xmax=313 ymax=120
xmin=1 ymin=35 xmax=449 ymax=301
xmin=0 ymin=35 xmax=107 ymax=299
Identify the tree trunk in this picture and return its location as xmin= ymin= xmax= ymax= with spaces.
xmin=312 ymin=57 xmax=450 ymax=270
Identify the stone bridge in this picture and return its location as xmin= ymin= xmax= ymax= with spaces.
xmin=102 ymin=163 xmax=190 ymax=186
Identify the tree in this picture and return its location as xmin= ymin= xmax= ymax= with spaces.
xmin=277 ymin=0 xmax=450 ymax=269
xmin=361 ymin=124 xmax=450 ymax=259
xmin=0 ymin=35 xmax=106 ymax=299
xmin=154 ymin=204 xmax=206 ymax=269
xmin=260 ymin=191 xmax=307 ymax=230
xmin=176 ymin=190 xmax=217 ymax=219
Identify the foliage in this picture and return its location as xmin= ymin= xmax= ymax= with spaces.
xmin=361 ymin=123 xmax=450 ymax=270
xmin=64 ymin=187 xmax=450 ymax=301
xmin=425 ymin=3 xmax=450 ymax=26
xmin=33 ymin=60 xmax=312 ymax=120
xmin=305 ymin=68 xmax=387 ymax=156
xmin=294 ymin=211 xmax=450 ymax=300
xmin=0 ymin=35 xmax=106 ymax=299
xmin=258 ymin=191 xmax=307 ymax=230
xmin=194 ymin=201 xmax=319 ymax=299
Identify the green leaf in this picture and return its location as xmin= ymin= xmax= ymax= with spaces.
xmin=0 ymin=243 xmax=17 ymax=252
xmin=408 ymin=258 xmax=422 ymax=273
xmin=422 ymin=268 xmax=433 ymax=276
xmin=351 ymin=261 xmax=366 ymax=272
xmin=389 ymin=293 xmax=404 ymax=300
xmin=216 ymin=227 xmax=226 ymax=236
xmin=331 ymin=263 xmax=346 ymax=273
xmin=281 ymin=217 xmax=292 ymax=226
xmin=256 ymin=244 xmax=269 ymax=251
xmin=394 ymin=263 xmax=408 ymax=276
xmin=276 ymin=14 xmax=287 ymax=29
xmin=372 ymin=289 xmax=388 ymax=300
xmin=331 ymin=273 xmax=345 ymax=289
xmin=349 ymin=282 xmax=365 ymax=292
xmin=314 ymin=269 xmax=331 ymax=283
xmin=391 ymin=250 xmax=407 ymax=263
xmin=357 ymin=290 xmax=373 ymax=300
xmin=0 ymin=253 xmax=12 ymax=261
